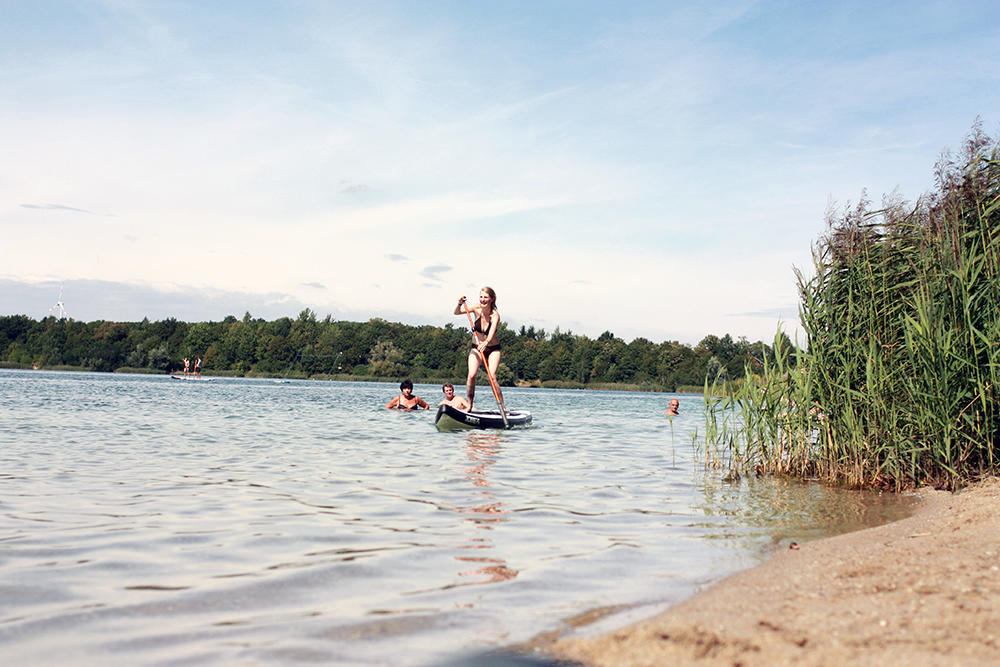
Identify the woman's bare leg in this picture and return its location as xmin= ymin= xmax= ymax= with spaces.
xmin=466 ymin=350 xmax=482 ymax=407
xmin=487 ymin=349 xmax=504 ymax=405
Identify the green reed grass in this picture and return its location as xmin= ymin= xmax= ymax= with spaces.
xmin=706 ymin=123 xmax=1000 ymax=490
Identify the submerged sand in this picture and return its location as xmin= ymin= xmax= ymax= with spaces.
xmin=545 ymin=478 xmax=1000 ymax=667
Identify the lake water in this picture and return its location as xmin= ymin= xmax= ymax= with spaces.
xmin=0 ymin=370 xmax=917 ymax=666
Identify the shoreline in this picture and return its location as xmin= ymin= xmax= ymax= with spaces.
xmin=5 ymin=366 xmax=702 ymax=393
xmin=541 ymin=478 xmax=1000 ymax=666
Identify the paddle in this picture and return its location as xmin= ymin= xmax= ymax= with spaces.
xmin=461 ymin=299 xmax=510 ymax=429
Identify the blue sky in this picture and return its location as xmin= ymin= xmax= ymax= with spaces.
xmin=2 ymin=1 xmax=997 ymax=345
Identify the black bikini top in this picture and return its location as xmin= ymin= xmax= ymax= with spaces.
xmin=474 ymin=308 xmax=498 ymax=336
xmin=395 ymin=395 xmax=417 ymax=410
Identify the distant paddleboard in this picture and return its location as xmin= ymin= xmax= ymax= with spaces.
xmin=171 ymin=375 xmax=213 ymax=382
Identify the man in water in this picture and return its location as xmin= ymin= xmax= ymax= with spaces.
xmin=664 ymin=398 xmax=680 ymax=416
xmin=439 ymin=382 xmax=471 ymax=411
xmin=385 ymin=379 xmax=429 ymax=410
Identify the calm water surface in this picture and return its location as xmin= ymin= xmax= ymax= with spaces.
xmin=0 ymin=370 xmax=917 ymax=666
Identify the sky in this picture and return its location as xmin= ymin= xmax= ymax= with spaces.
xmin=2 ymin=1 xmax=997 ymax=346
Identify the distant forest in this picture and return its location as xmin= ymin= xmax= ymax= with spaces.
xmin=0 ymin=311 xmax=789 ymax=390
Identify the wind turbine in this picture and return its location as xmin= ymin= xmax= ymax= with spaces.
xmin=49 ymin=283 xmax=68 ymax=319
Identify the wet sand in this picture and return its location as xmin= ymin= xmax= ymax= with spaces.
xmin=545 ymin=477 xmax=1000 ymax=667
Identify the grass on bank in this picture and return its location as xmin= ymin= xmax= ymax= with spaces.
xmin=705 ymin=123 xmax=1000 ymax=491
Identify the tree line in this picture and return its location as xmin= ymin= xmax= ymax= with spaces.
xmin=0 ymin=310 xmax=787 ymax=390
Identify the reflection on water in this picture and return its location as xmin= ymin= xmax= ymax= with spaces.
xmin=455 ymin=432 xmax=518 ymax=586
xmin=0 ymin=371 xmax=919 ymax=667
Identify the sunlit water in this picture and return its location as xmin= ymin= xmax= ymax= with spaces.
xmin=0 ymin=370 xmax=917 ymax=666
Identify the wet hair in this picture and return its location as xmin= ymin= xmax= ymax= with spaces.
xmin=442 ymin=383 xmax=454 ymax=392
xmin=481 ymin=286 xmax=497 ymax=308
xmin=400 ymin=379 xmax=414 ymax=391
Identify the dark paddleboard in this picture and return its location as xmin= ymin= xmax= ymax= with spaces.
xmin=434 ymin=404 xmax=532 ymax=431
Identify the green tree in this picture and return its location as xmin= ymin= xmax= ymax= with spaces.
xmin=184 ymin=322 xmax=217 ymax=358
xmin=148 ymin=343 xmax=170 ymax=370
xmin=369 ymin=340 xmax=405 ymax=377
xmin=705 ymin=356 xmax=727 ymax=384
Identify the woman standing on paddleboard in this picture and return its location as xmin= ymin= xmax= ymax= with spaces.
xmin=455 ymin=287 xmax=503 ymax=410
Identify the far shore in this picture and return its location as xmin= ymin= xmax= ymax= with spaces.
xmin=538 ymin=477 xmax=1000 ymax=667
xmin=1 ymin=364 xmax=705 ymax=393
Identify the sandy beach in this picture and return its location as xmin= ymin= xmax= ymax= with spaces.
xmin=543 ymin=477 xmax=1000 ymax=667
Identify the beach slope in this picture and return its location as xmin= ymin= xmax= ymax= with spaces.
xmin=548 ymin=478 xmax=1000 ymax=667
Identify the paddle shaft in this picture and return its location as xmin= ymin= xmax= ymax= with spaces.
xmin=461 ymin=302 xmax=509 ymax=428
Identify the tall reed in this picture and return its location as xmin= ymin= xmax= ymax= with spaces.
xmin=706 ymin=123 xmax=1000 ymax=490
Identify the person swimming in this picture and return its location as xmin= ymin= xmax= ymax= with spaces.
xmin=438 ymin=382 xmax=471 ymax=411
xmin=384 ymin=379 xmax=429 ymax=410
